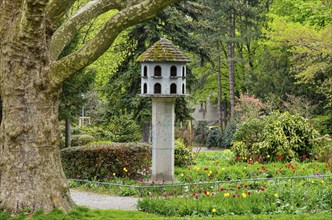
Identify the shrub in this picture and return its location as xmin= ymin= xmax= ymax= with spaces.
xmin=174 ymin=139 xmax=194 ymax=167
xmin=313 ymin=135 xmax=332 ymax=168
xmin=175 ymin=127 xmax=194 ymax=147
xmin=81 ymin=126 xmax=113 ymax=141
xmin=194 ymin=121 xmax=209 ymax=144
xmin=232 ymin=111 xmax=320 ymax=162
xmin=61 ymin=143 xmax=151 ymax=180
xmin=71 ymin=134 xmax=95 ymax=146
xmin=206 ymin=128 xmax=220 ymax=148
xmin=219 ymin=119 xmax=238 ymax=148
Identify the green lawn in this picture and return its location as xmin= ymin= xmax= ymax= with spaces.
xmin=1 ymin=207 xmax=331 ymax=220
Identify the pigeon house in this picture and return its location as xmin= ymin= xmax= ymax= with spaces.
xmin=137 ymin=38 xmax=191 ymax=97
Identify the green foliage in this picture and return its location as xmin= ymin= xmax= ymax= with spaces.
xmin=265 ymin=9 xmax=332 ymax=112
xmin=311 ymin=114 xmax=332 ymax=135
xmin=174 ymin=139 xmax=194 ymax=167
xmin=206 ymin=128 xmax=221 ymax=148
xmin=61 ymin=143 xmax=151 ymax=180
xmin=219 ymin=119 xmax=238 ymax=148
xmin=80 ymin=126 xmax=113 ymax=141
xmin=107 ymin=112 xmax=142 ymax=142
xmin=313 ymin=135 xmax=332 ymax=165
xmin=142 ymin=151 xmax=332 ymax=217
xmin=0 ymin=207 xmax=165 ymax=220
xmin=282 ymin=95 xmax=317 ymax=119
xmin=71 ymin=134 xmax=95 ymax=147
xmin=2 ymin=208 xmax=331 ymax=220
xmin=137 ymin=181 xmax=332 ymax=217
xmin=70 ymin=112 xmax=142 ymax=143
xmin=270 ymin=0 xmax=332 ymax=27
xmin=232 ymin=112 xmax=320 ymax=162
xmin=175 ymin=97 xmax=194 ymax=123
xmin=194 ymin=121 xmax=209 ymax=144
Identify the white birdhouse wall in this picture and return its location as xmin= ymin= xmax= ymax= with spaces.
xmin=141 ymin=62 xmax=186 ymax=96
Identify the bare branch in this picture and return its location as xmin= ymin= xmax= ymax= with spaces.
xmin=49 ymin=0 xmax=177 ymax=86
xmin=46 ymin=0 xmax=77 ymax=25
xmin=50 ymin=0 xmax=123 ymax=60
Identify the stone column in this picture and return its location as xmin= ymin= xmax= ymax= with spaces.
xmin=151 ymin=97 xmax=176 ymax=181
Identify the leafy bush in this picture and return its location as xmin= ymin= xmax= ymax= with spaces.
xmin=206 ymin=128 xmax=221 ymax=148
xmin=71 ymin=134 xmax=95 ymax=146
xmin=313 ymin=135 xmax=332 ymax=168
xmin=232 ymin=111 xmax=320 ymax=162
xmin=81 ymin=126 xmax=113 ymax=141
xmin=194 ymin=121 xmax=209 ymax=144
xmin=219 ymin=119 xmax=238 ymax=148
xmin=311 ymin=114 xmax=332 ymax=135
xmin=61 ymin=143 xmax=151 ymax=180
xmin=175 ymin=127 xmax=194 ymax=147
xmin=174 ymin=139 xmax=194 ymax=167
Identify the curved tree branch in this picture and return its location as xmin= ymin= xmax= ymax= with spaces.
xmin=50 ymin=0 xmax=143 ymax=60
xmin=49 ymin=0 xmax=177 ymax=87
xmin=50 ymin=0 xmax=121 ymax=60
xmin=46 ymin=0 xmax=77 ymax=25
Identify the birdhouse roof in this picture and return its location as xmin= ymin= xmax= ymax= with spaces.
xmin=136 ymin=38 xmax=191 ymax=63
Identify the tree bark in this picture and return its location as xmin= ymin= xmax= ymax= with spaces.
xmin=217 ymin=53 xmax=223 ymax=130
xmin=0 ymin=97 xmax=2 ymax=125
xmin=0 ymin=0 xmax=177 ymax=215
xmin=142 ymin=122 xmax=151 ymax=143
xmin=228 ymin=10 xmax=236 ymax=118
xmin=0 ymin=1 xmax=74 ymax=214
xmin=65 ymin=119 xmax=71 ymax=148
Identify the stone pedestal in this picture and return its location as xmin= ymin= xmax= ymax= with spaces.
xmin=151 ymin=97 xmax=176 ymax=181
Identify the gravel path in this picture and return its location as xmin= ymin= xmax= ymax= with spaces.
xmin=70 ymin=189 xmax=139 ymax=210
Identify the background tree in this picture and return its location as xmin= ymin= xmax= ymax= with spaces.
xmin=194 ymin=0 xmax=270 ymax=123
xmin=98 ymin=1 xmax=208 ymax=141
xmin=0 ymin=0 xmax=177 ymax=214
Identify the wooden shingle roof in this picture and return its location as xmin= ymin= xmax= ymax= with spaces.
xmin=136 ymin=38 xmax=191 ymax=63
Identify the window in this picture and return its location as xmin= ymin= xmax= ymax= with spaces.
xmin=170 ymin=66 xmax=177 ymax=77
xmin=154 ymin=65 xmax=161 ymax=76
xmin=143 ymin=83 xmax=147 ymax=94
xmin=154 ymin=83 xmax=161 ymax=94
xmin=170 ymin=83 xmax=177 ymax=94
xmin=143 ymin=66 xmax=148 ymax=77
xmin=182 ymin=66 xmax=185 ymax=78
xmin=182 ymin=83 xmax=185 ymax=94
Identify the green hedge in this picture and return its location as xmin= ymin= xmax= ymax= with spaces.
xmin=61 ymin=143 xmax=151 ymax=180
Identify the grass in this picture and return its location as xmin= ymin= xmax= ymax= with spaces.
xmin=2 ymin=151 xmax=331 ymax=219
xmin=1 ymin=208 xmax=331 ymax=220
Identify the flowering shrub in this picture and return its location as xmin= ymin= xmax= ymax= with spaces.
xmin=174 ymin=139 xmax=194 ymax=167
xmin=232 ymin=111 xmax=320 ymax=162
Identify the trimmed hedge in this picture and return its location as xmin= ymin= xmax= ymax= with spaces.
xmin=61 ymin=143 xmax=151 ymax=180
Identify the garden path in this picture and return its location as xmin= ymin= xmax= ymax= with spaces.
xmin=70 ymin=189 xmax=139 ymax=210
xmin=70 ymin=147 xmax=220 ymax=210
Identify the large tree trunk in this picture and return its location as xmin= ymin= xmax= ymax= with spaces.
xmin=0 ymin=1 xmax=75 ymax=214
xmin=0 ymin=0 xmax=177 ymax=215
xmin=0 ymin=88 xmax=75 ymax=214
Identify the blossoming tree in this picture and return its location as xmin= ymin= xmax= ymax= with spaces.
xmin=0 ymin=0 xmax=177 ymax=214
